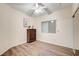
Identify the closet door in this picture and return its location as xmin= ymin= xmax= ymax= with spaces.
xmin=74 ymin=9 xmax=79 ymax=49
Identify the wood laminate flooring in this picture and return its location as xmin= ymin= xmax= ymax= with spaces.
xmin=2 ymin=41 xmax=74 ymax=56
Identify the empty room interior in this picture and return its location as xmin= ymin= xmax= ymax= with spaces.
xmin=0 ymin=3 xmax=79 ymax=56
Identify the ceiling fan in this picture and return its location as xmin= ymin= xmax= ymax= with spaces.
xmin=31 ymin=3 xmax=51 ymax=16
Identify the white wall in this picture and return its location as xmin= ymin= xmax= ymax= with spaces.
xmin=0 ymin=4 xmax=32 ymax=55
xmin=33 ymin=6 xmax=73 ymax=49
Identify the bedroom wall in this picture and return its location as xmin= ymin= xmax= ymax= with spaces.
xmin=32 ymin=6 xmax=73 ymax=49
xmin=0 ymin=4 xmax=32 ymax=55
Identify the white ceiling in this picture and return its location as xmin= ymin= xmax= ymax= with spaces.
xmin=7 ymin=3 xmax=72 ymax=17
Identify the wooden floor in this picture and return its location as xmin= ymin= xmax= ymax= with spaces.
xmin=2 ymin=41 xmax=74 ymax=56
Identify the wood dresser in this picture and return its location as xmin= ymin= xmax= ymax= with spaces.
xmin=27 ymin=29 xmax=36 ymax=43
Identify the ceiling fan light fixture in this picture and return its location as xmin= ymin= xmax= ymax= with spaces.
xmin=35 ymin=9 xmax=42 ymax=14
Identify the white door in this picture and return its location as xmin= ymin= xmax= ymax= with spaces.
xmin=74 ymin=9 xmax=79 ymax=50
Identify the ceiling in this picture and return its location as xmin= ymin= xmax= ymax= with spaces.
xmin=7 ymin=3 xmax=72 ymax=17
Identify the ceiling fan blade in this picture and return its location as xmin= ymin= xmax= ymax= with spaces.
xmin=44 ymin=8 xmax=52 ymax=14
xmin=32 ymin=3 xmax=46 ymax=10
xmin=38 ymin=3 xmax=45 ymax=6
